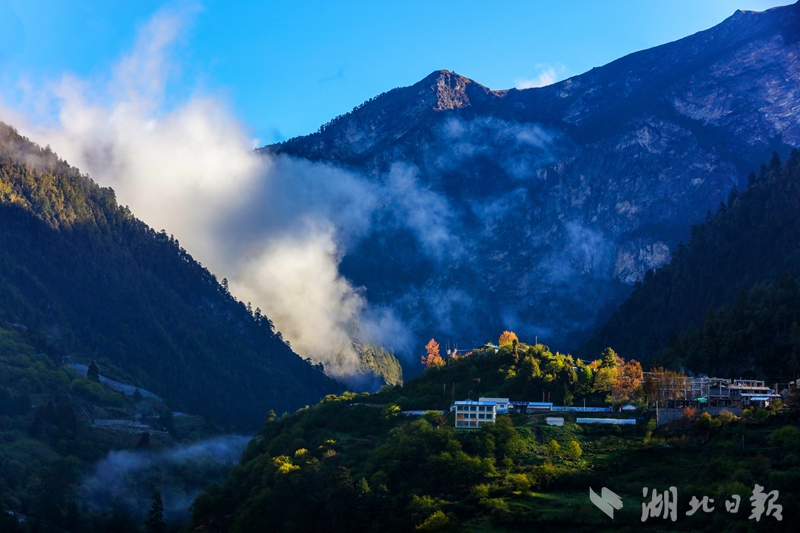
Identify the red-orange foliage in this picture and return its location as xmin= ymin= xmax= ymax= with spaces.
xmin=612 ymin=359 xmax=643 ymax=404
xmin=646 ymin=367 xmax=689 ymax=403
xmin=421 ymin=338 xmax=444 ymax=369
xmin=498 ymin=331 xmax=518 ymax=345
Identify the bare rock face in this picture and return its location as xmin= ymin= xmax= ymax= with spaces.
xmin=265 ymin=2 xmax=800 ymax=353
xmin=614 ymin=241 xmax=671 ymax=284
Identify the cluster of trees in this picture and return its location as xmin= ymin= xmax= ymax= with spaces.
xmin=0 ymin=386 xmax=30 ymax=416
xmin=189 ymin=383 xmax=800 ymax=532
xmin=356 ymin=342 xmax=404 ymax=386
xmin=189 ymin=395 xmax=586 ymax=533
xmin=414 ymin=331 xmax=645 ymax=407
xmin=0 ymin=327 xmax=104 ymax=531
xmin=659 ymin=274 xmax=800 ymax=378
xmin=0 ymin=321 xmax=239 ymax=532
xmin=584 ymin=150 xmax=800 ymax=379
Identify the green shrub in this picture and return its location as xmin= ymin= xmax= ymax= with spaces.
xmin=547 ymin=439 xmax=561 ymax=457
xmin=769 ymin=425 xmax=800 ymax=454
xmin=567 ymin=440 xmax=583 ymax=460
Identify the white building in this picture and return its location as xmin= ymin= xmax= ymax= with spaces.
xmin=453 ymin=400 xmax=497 ymax=428
xmin=478 ymin=397 xmax=510 ymax=414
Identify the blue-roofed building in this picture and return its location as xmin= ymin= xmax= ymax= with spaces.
xmin=527 ymin=402 xmax=554 ymax=410
xmin=479 ymin=397 xmax=510 ymax=414
xmin=453 ymin=400 xmax=497 ymax=428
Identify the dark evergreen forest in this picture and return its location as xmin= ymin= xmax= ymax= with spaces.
xmin=0 ymin=122 xmax=341 ymax=430
xmin=583 ymin=149 xmax=800 ymax=381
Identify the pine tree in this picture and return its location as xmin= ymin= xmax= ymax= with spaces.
xmin=145 ymin=492 xmax=167 ymax=533
xmin=600 ymin=348 xmax=619 ymax=369
xmin=87 ymin=361 xmax=100 ymax=383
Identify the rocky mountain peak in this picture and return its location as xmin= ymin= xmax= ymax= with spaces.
xmin=266 ymin=1 xmax=800 ymax=353
xmin=419 ymin=69 xmax=499 ymax=111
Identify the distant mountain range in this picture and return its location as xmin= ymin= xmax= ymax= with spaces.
xmin=264 ymin=2 xmax=800 ymax=359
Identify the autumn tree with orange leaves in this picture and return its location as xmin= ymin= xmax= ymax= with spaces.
xmin=421 ymin=338 xmax=445 ymax=369
xmin=612 ymin=359 xmax=643 ymax=404
xmin=498 ymin=331 xmax=518 ymax=345
xmin=642 ymin=367 xmax=689 ymax=404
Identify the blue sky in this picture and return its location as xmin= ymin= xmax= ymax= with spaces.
xmin=0 ymin=0 xmax=792 ymax=145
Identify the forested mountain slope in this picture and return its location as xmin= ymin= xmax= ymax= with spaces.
xmin=264 ymin=2 xmax=800 ymax=354
xmin=0 ymin=123 xmax=341 ymax=429
xmin=582 ymin=150 xmax=800 ymax=378
xmin=188 ymin=335 xmax=800 ymax=533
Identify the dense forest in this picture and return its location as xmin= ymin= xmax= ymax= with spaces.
xmin=356 ymin=343 xmax=403 ymax=387
xmin=583 ymin=149 xmax=800 ymax=379
xmin=658 ymin=274 xmax=800 ymax=379
xmin=0 ymin=122 xmax=341 ymax=429
xmin=0 ymin=319 xmax=247 ymax=532
xmin=188 ymin=333 xmax=800 ymax=532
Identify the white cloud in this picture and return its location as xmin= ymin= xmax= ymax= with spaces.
xmin=515 ymin=63 xmax=568 ymax=89
xmin=0 ymin=4 xmax=410 ymax=383
xmin=385 ymin=163 xmax=462 ymax=260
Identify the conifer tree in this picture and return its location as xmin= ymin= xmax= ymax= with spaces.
xmin=87 ymin=361 xmax=100 ymax=382
xmin=145 ymin=492 xmax=167 ymax=533
xmin=421 ymin=339 xmax=444 ymax=369
xmin=600 ymin=348 xmax=619 ymax=369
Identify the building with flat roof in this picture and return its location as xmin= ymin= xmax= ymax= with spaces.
xmin=453 ymin=400 xmax=497 ymax=428
xmin=478 ymin=397 xmax=510 ymax=413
